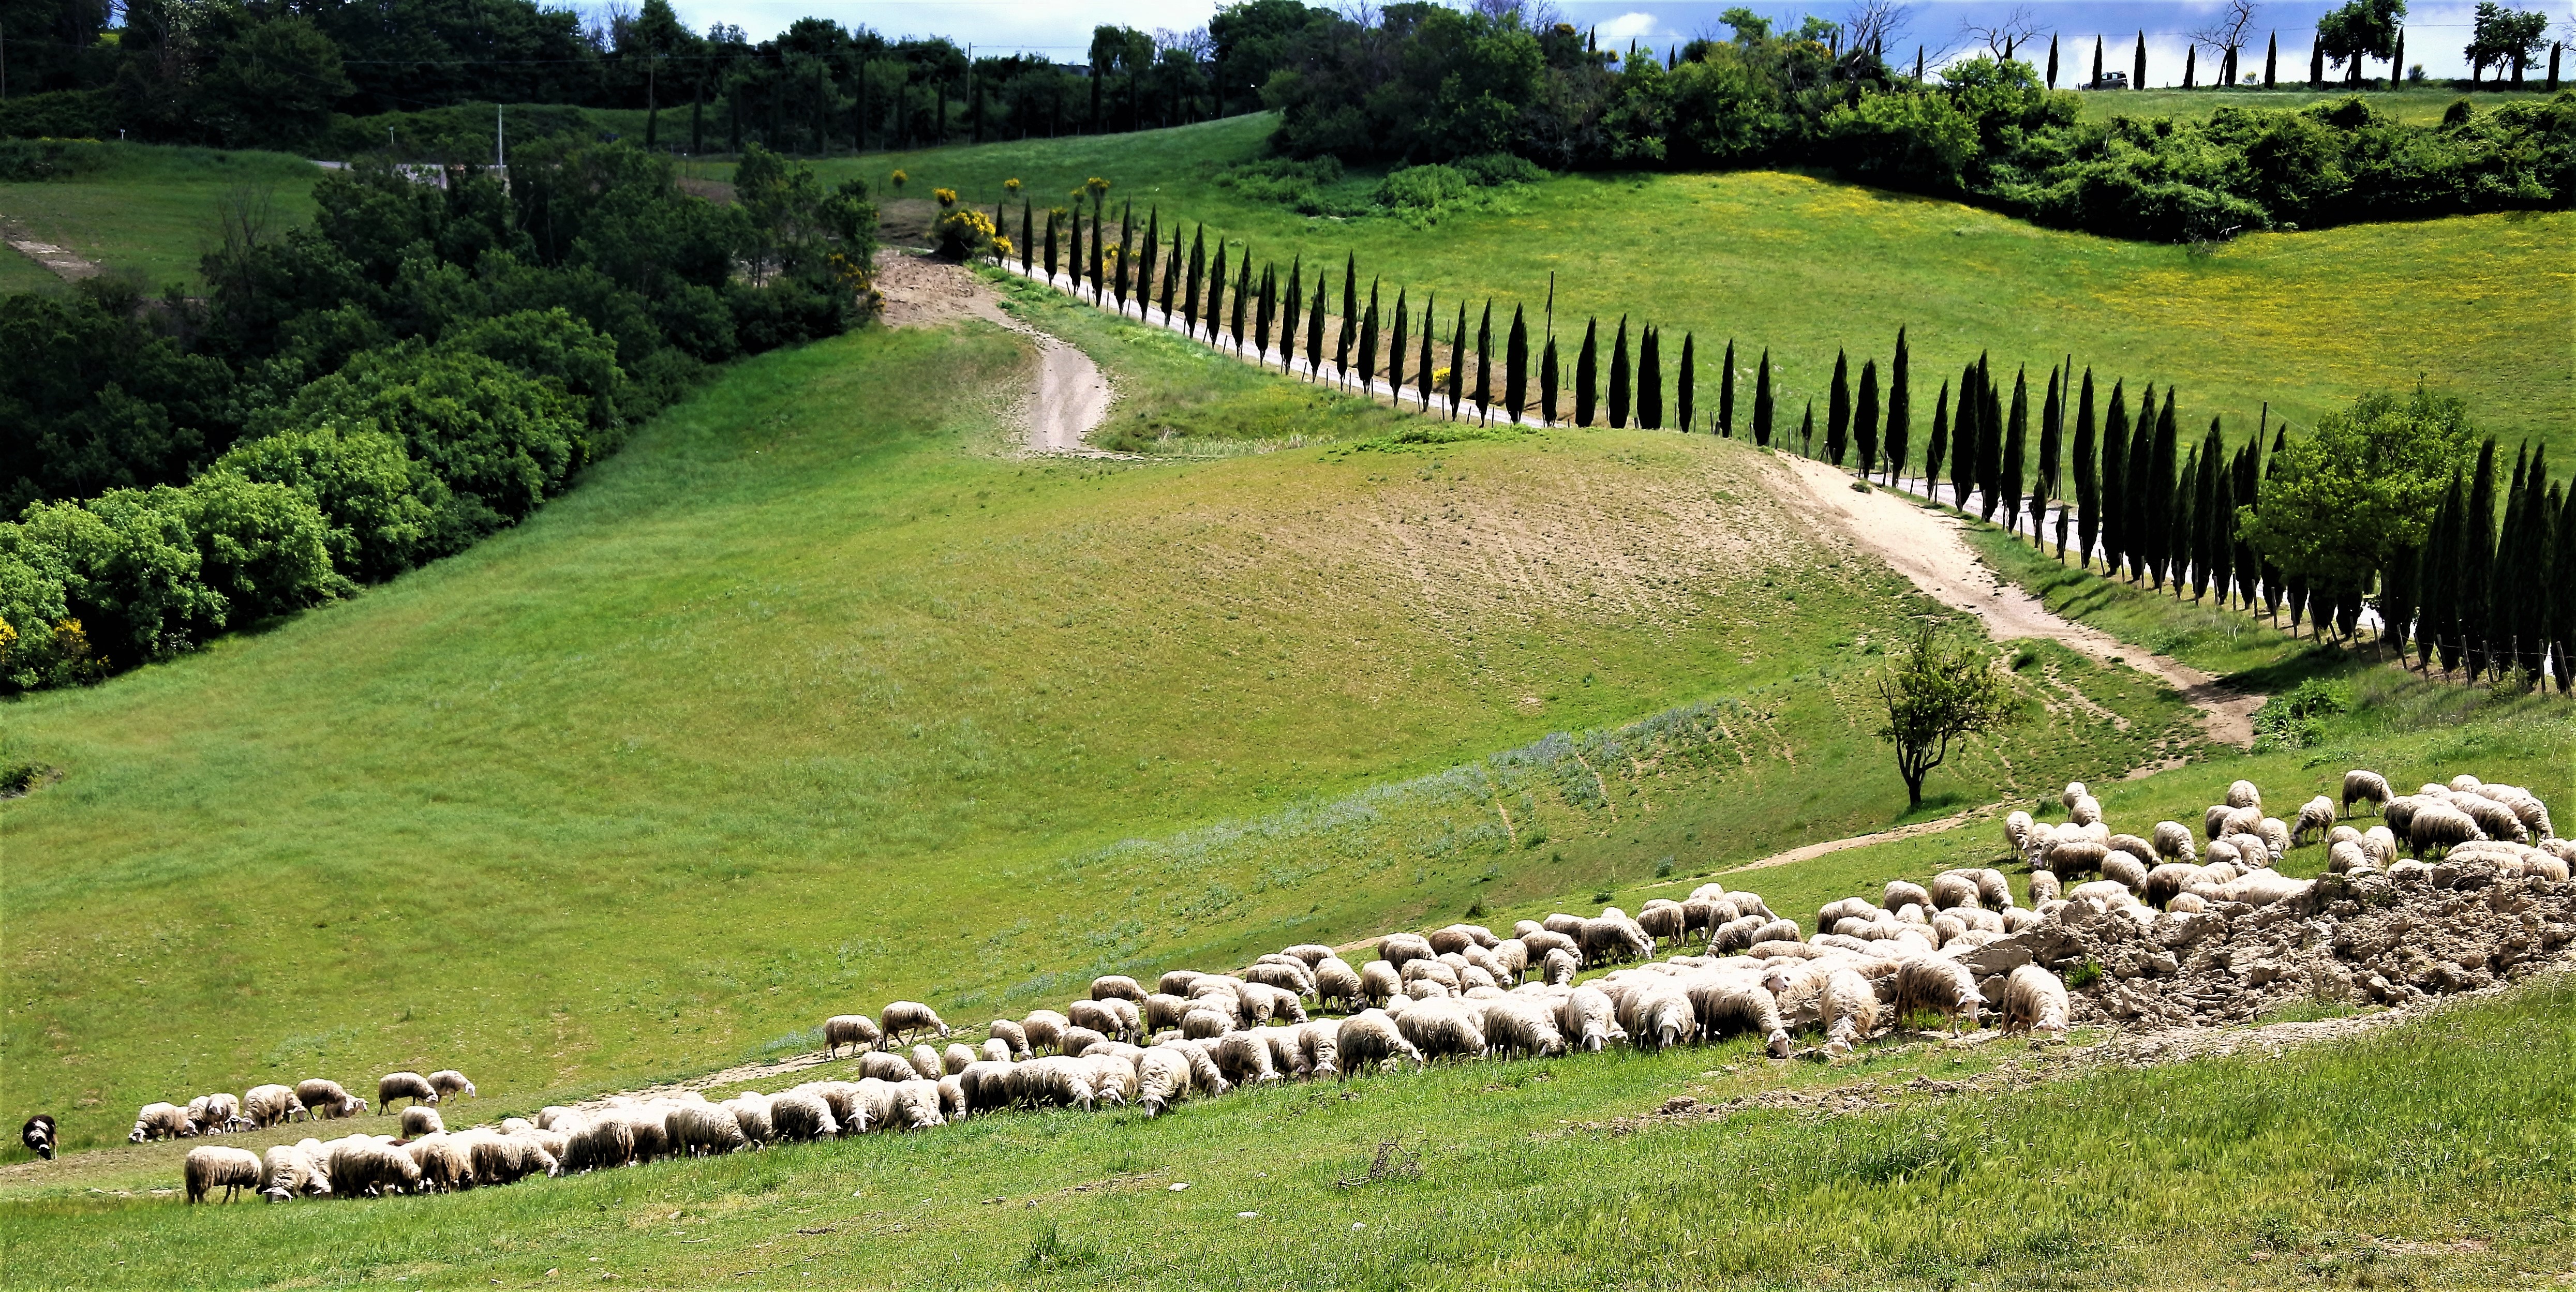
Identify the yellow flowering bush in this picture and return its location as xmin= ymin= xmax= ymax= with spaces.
xmin=934 ymin=207 xmax=998 ymax=262
xmin=933 ymin=187 xmax=959 ymax=208
xmin=889 ymin=169 xmax=908 ymax=192
xmin=1004 ymin=177 xmax=1022 ymax=193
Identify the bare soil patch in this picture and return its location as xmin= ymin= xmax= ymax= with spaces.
xmin=872 ymin=249 xmax=1114 ymax=456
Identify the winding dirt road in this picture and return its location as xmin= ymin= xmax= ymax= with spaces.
xmin=873 ymin=249 xmax=1114 ymax=456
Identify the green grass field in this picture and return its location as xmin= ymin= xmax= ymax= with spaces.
xmin=839 ymin=113 xmax=2572 ymax=474
xmin=2072 ymin=84 xmax=2558 ymax=123
xmin=0 ymin=143 xmax=322 ymax=291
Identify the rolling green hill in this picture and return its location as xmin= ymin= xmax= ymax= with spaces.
xmin=0 ymin=143 xmax=323 ymax=291
xmin=840 ymin=113 xmax=2573 ymax=472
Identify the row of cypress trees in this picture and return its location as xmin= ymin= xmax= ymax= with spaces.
xmin=1005 ymin=207 xmax=2569 ymax=693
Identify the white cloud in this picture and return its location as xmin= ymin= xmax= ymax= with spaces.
xmin=1596 ymin=11 xmax=1662 ymax=42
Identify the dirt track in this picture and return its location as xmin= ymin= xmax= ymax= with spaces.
xmin=1777 ymin=455 xmax=2260 ymax=749
xmin=873 ymin=249 xmax=1114 ymax=456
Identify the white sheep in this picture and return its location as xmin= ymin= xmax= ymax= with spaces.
xmin=1061 ymin=1024 xmax=1109 ymax=1057
xmin=130 ymin=1102 xmax=195 ymax=1143
xmin=764 ymin=1089 xmax=836 ymax=1143
xmin=295 ymin=1079 xmax=366 ymax=1120
xmin=943 ymin=1043 xmax=979 ymax=1075
xmin=1541 ymin=947 xmax=1579 ymax=986
xmin=1296 ymin=1020 xmax=1344 ymax=1079
xmin=1894 ymin=956 xmax=1985 ymax=1033
xmin=2226 ymin=779 xmax=2261 ymax=811
xmin=1358 ymin=960 xmax=1402 ymax=1004
xmin=1555 ymin=985 xmax=1625 ymax=1052
xmin=893 ymin=1078 xmax=948 ymax=1128
xmin=1021 ymin=1010 xmax=1070 ymax=1054
xmin=405 ymin=1133 xmax=475 ymax=1193
xmin=880 ymin=1001 xmax=949 ymax=1043
xmin=1006 ymin=1056 xmax=1097 ymax=1110
xmin=1334 ymin=1011 xmax=1425 ymax=1077
xmin=721 ymin=1093 xmax=776 ymax=1144
xmin=1820 ymin=969 xmax=1880 ymax=1054
xmin=1136 ymin=1047 xmax=1195 ymax=1116
xmin=856 ymin=1050 xmax=915 ymax=1083
xmin=1395 ymin=999 xmax=1487 ymax=1061
xmin=2150 ymin=821 xmax=2196 ymax=861
xmin=1213 ymin=1030 xmax=1282 ymax=1085
xmin=907 ymin=1044 xmax=946 ymax=1080
xmin=2454 ymin=795 xmax=2529 ymax=843
xmin=2342 ymin=770 xmax=2391 ymax=815
xmin=1929 ymin=872 xmax=1982 ymax=911
xmin=1090 ymin=974 xmax=1146 ymax=1002
xmin=1619 ymin=986 xmax=1696 ymax=1052
xmin=667 ymin=1101 xmax=751 ymax=1155
xmin=1314 ymin=956 xmax=1365 ymax=1009
xmin=2407 ymin=802 xmax=2485 ymax=855
xmin=1157 ymin=970 xmax=1203 ymax=996
xmin=260 ymin=1141 xmax=332 ymax=1202
xmin=2028 ymin=870 xmax=2062 ymax=904
xmin=325 ymin=1135 xmax=423 ymax=1197
xmin=1999 ymin=965 xmax=2071 ymax=1036
xmin=1477 ymin=997 xmax=1566 ymax=1059
xmin=986 ymin=1019 xmax=1032 ymax=1060
xmin=1280 ymin=943 xmax=1338 ymax=967
xmin=1689 ymin=978 xmax=1791 ymax=1057
xmin=1377 ymin=933 xmax=1436 ymax=970
xmin=398 ymin=1105 xmax=445 ymax=1137
xmin=822 ymin=1015 xmax=881 ymax=1056
xmin=185 ymin=1146 xmax=264 ymax=1203
xmin=376 ymin=1071 xmax=438 ymax=1115
xmin=2068 ymin=795 xmax=2102 ymax=827
xmin=243 ymin=1084 xmax=301 ymax=1130
xmin=427 ymin=1070 xmax=477 ymax=1103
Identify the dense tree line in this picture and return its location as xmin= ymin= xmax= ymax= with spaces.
xmin=1257 ymin=5 xmax=2574 ymax=240
xmin=0 ymin=142 xmax=875 ymax=692
xmin=0 ymin=0 xmax=1317 ymax=156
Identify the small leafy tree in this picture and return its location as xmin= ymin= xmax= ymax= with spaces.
xmin=1876 ymin=621 xmax=2013 ymax=809
xmin=2239 ymin=387 xmax=2472 ymax=610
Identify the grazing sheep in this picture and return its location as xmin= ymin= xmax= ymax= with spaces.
xmin=2105 ymin=834 xmax=2158 ymax=869
xmin=536 ymin=1106 xmax=575 ymax=1131
xmin=1555 ymin=986 xmax=1626 ymax=1053
xmin=2100 ymin=853 xmax=2149 ymax=892
xmin=1314 ymin=956 xmax=1365 ymax=1009
xmin=404 ymin=1134 xmax=474 ymax=1193
xmin=986 ymin=1019 xmax=1032 ymax=1060
xmin=1061 ymin=1025 xmax=1109 ymax=1057
xmin=956 ymin=1062 xmax=1016 ymax=1117
xmin=1541 ymin=948 xmax=1579 ymax=986
xmin=857 ymin=1050 xmax=916 ymax=1083
xmin=2449 ymin=774 xmax=2483 ymax=793
xmin=1478 ymin=998 xmax=1567 ymax=1059
xmin=2218 ymin=870 xmax=2313 ymax=907
xmin=1334 ymin=1011 xmax=1425 ymax=1077
xmin=892 ymin=1078 xmax=948 ymax=1129
xmin=2004 ymin=810 xmax=2036 ymax=854
xmin=823 ymin=1015 xmax=882 ymax=1057
xmin=1999 ymin=965 xmax=2071 ymax=1036
xmin=1007 ymin=1057 xmax=1097 ymax=1111
xmin=326 ymin=1135 xmax=424 ymax=1197
xmin=941 ymin=1043 xmax=977 ymax=1075
xmin=1426 ymin=925 xmax=1477 ymax=955
xmin=427 ymin=1070 xmax=475 ymax=1103
xmin=1156 ymin=970 xmax=1203 ymax=996
xmin=398 ymin=1105 xmax=444 ymax=1137
xmin=1689 ymin=979 xmax=1791 ymax=1057
xmin=721 ymin=1093 xmax=775 ymax=1144
xmin=908 ymin=1044 xmax=946 ymax=1080
xmin=260 ymin=1141 xmax=330 ymax=1201
xmin=1359 ymin=960 xmax=1403 ymax=1004
xmin=2210 ymin=804 xmax=2264 ymax=842
xmin=1518 ymin=928 xmax=1580 ymax=962
xmin=185 ymin=1146 xmax=264 ymax=1204
xmin=2253 ymin=817 xmax=2291 ymax=858
xmin=1893 ymin=957 xmax=1986 ymax=1034
xmin=1378 ymin=933 xmax=1436 ymax=970
xmin=2167 ymin=892 xmax=2208 ymax=913
xmin=2407 ymin=802 xmax=2485 ymax=855
xmin=2226 ymin=779 xmax=2261 ymax=811
xmin=1929 ymin=872 xmax=1982 ymax=911
xmin=1280 ymin=943 xmax=1337 ymax=967
xmin=1724 ymin=892 xmax=1776 ymax=921
xmin=1135 ymin=1047 xmax=1196 ymax=1116
xmin=1636 ymin=903 xmax=1687 ymax=948
xmin=1243 ymin=961 xmax=1315 ymax=997
xmin=1972 ymin=869 xmax=2014 ymax=909
xmin=1213 ymin=1030 xmax=1282 ymax=1085
xmin=1021 ymin=1010 xmax=1070 ymax=1055
xmin=186 ymin=1093 xmax=245 ymax=1134
xmin=242 ymin=1085 xmax=299 ymax=1130
xmin=1296 ymin=1020 xmax=1345 ymax=1079
xmin=619 ymin=1106 xmax=675 ymax=1162
xmin=2455 ymin=795 xmax=2529 ymax=843
xmin=2068 ymin=795 xmax=2103 ymax=827
xmin=1143 ymin=993 xmax=1193 ymax=1032
xmin=2141 ymin=863 xmax=2203 ymax=909
xmin=1401 ymin=958 xmax=1461 ymax=993
xmin=2343 ymin=770 xmax=2391 ymax=815
xmin=2360 ymin=826 xmax=2400 ymax=866
xmin=2045 ymin=838 xmax=2108 ymax=877
xmin=2383 ymin=795 xmax=2424 ymax=836
xmin=2150 ymin=821 xmax=2196 ymax=862
xmin=1883 ymin=880 xmax=1933 ymax=913
xmin=2280 ymin=795 xmax=2333 ymax=848
xmin=1619 ymin=986 xmax=1696 ymax=1053
xmin=452 ymin=1128 xmax=552 ymax=1184
xmin=1180 ymin=1008 xmax=1234 ymax=1042
xmin=1395 ymin=1000 xmax=1488 ymax=1061
xmin=2327 ymin=840 xmax=2369 ymax=874
xmin=1090 ymin=975 xmax=1146 ymax=1002
xmin=295 ymin=1079 xmax=366 ymax=1120
xmin=130 ymin=1102 xmax=195 ymax=1144
xmin=2028 ymin=870 xmax=2061 ymax=904
xmin=880 ymin=1001 xmax=949 ymax=1043
xmin=21 ymin=1115 xmax=56 ymax=1161
xmin=1820 ymin=969 xmax=1881 ymax=1054
xmin=1163 ymin=1038 xmax=1234 ymax=1098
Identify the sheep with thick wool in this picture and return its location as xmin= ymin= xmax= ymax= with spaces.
xmin=1999 ymin=964 xmax=2071 ymax=1036
xmin=943 ymin=1043 xmax=978 ymax=1075
xmin=1090 ymin=974 xmax=1146 ymax=1003
xmin=1006 ymin=1057 xmax=1097 ymax=1111
xmin=295 ymin=1079 xmax=366 ymax=1120
xmin=260 ymin=1141 xmax=332 ymax=1202
xmin=185 ymin=1145 xmax=264 ymax=1204
xmin=892 ymin=1078 xmax=948 ymax=1129
xmin=404 ymin=1133 xmax=475 ymax=1193
xmin=1477 ymin=997 xmax=1567 ymax=1059
xmin=1334 ymin=1010 xmax=1425 ymax=1076
xmin=2407 ymin=802 xmax=2485 ymax=855
xmin=242 ymin=1084 xmax=300 ymax=1130
xmin=1820 ymin=969 xmax=1881 ymax=1054
xmin=428 ymin=1070 xmax=475 ymax=1103
xmin=857 ymin=1050 xmax=917 ymax=1083
xmin=667 ymin=1101 xmax=750 ymax=1155
xmin=721 ymin=1093 xmax=775 ymax=1144
xmin=1358 ymin=959 xmax=1403 ymax=1005
xmin=1556 ymin=985 xmax=1626 ymax=1053
xmin=1619 ymin=985 xmax=1696 ymax=1052
xmin=1020 ymin=1010 xmax=1070 ymax=1055
xmin=326 ymin=1136 xmax=424 ymax=1197
xmin=1894 ymin=956 xmax=1986 ymax=1033
xmin=823 ymin=1015 xmax=882 ymax=1056
xmin=1689 ymin=978 xmax=1792 ymax=1057
xmin=398 ymin=1105 xmax=445 ymax=1137
xmin=2343 ymin=770 xmax=2391 ymax=815
xmin=880 ymin=1001 xmax=948 ymax=1042
xmin=1313 ymin=956 xmax=1365 ymax=1008
xmin=986 ymin=1019 xmax=1032 ymax=1060
xmin=130 ymin=1103 xmax=195 ymax=1143
xmin=1213 ymin=1030 xmax=1282 ymax=1085
xmin=1394 ymin=999 xmax=1487 ymax=1061
xmin=1377 ymin=933 xmax=1436 ymax=970
xmin=1135 ymin=1047 xmax=1196 ymax=1116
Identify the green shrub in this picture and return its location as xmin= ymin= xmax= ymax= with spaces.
xmin=0 ymin=136 xmax=110 ymax=181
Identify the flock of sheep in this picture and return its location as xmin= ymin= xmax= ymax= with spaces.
xmin=87 ymin=768 xmax=2565 ymax=1207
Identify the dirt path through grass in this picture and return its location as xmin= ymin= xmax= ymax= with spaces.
xmin=874 ymin=249 xmax=1114 ymax=455
xmin=1778 ymin=455 xmax=2261 ymax=749
xmin=2 ymin=224 xmax=99 ymax=279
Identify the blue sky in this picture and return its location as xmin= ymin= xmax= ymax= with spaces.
xmin=672 ymin=1 xmax=2573 ymax=82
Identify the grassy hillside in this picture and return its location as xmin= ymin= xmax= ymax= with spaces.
xmin=0 ymin=276 xmax=2200 ymax=1152
xmin=0 ymin=143 xmax=322 ymax=290
xmin=841 ymin=113 xmax=2572 ymax=470
xmin=2072 ymin=85 xmax=2557 ymax=123
xmin=6 ymin=978 xmax=2567 ymax=1288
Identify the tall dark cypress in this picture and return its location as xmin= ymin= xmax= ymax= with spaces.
xmin=1638 ymin=327 xmax=1663 ymax=430
xmin=1089 ymin=200 xmax=1105 ymax=301
xmin=2209 ymin=443 xmax=2236 ymax=606
xmin=1182 ymin=228 xmax=1207 ymax=336
xmin=1416 ymin=297 xmax=1437 ymax=410
xmin=2260 ymin=423 xmax=2287 ymax=618
xmin=1277 ymin=258 xmax=1300 ymax=372
xmin=1067 ymin=207 xmax=1084 ymax=292
xmin=2493 ymin=445 xmax=2532 ymax=675
xmin=1336 ymin=254 xmax=1358 ymax=381
xmin=1231 ymin=248 xmax=1253 ymax=348
xmin=1305 ymin=273 xmax=1329 ymax=379
xmin=1718 ymin=339 xmax=1737 ymax=438
xmin=2000 ymin=365 xmax=2029 ymax=534
xmin=2102 ymin=382 xmax=2130 ymax=578
xmin=2422 ymin=470 xmax=2463 ymax=670
xmin=1505 ymin=306 xmax=1529 ymax=422
xmin=2550 ymin=484 xmax=2575 ymax=691
xmin=1113 ymin=203 xmax=1134 ymax=312
xmin=1800 ymin=401 xmax=1816 ymax=459
xmin=1139 ymin=208 xmax=1159 ymax=307
xmin=2518 ymin=445 xmax=2554 ymax=677
xmin=1925 ymin=382 xmax=1950 ymax=495
xmin=1445 ymin=301 xmax=1467 ymax=415
xmin=2232 ymin=415 xmax=2264 ymax=606
xmin=1949 ymin=360 xmax=1981 ymax=508
xmin=1826 ymin=348 xmax=1852 ymax=466
xmin=1677 ymin=333 xmax=1695 ymax=433
xmin=1021 ymin=202 xmax=1035 ymax=275
xmin=1607 ymin=317 xmax=1631 ymax=429
xmin=1472 ymin=301 xmax=1493 ymax=420
xmin=2173 ymin=449 xmax=2200 ymax=599
xmin=1885 ymin=327 xmax=1910 ymax=484
xmin=2125 ymin=384 xmax=2158 ymax=582
xmin=2073 ymin=368 xmax=2099 ymax=567
xmin=1540 ymin=332 xmax=1560 ymax=423
xmin=2033 ymin=367 xmax=2062 ymax=554
xmin=2198 ymin=418 xmax=2227 ymax=602
xmin=1357 ymin=279 xmax=1380 ymax=390
xmin=1202 ymin=239 xmax=1227 ymax=340
xmin=1389 ymin=289 xmax=1408 ymax=396
xmin=1044 ymin=209 xmax=1061 ymax=281
xmin=2460 ymin=438 xmax=2498 ymax=676
xmin=1575 ymin=319 xmax=1600 ymax=427
xmin=2148 ymin=388 xmax=2178 ymax=589
xmin=1855 ymin=359 xmax=1881 ymax=476
xmin=1255 ymin=265 xmax=1277 ymax=365
xmin=1977 ymin=356 xmax=2004 ymax=522
xmin=1753 ymin=349 xmax=1775 ymax=447
xmin=2380 ymin=517 xmax=2418 ymax=662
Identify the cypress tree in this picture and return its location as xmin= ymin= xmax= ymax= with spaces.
xmin=1977 ymin=358 xmax=2004 ymax=521
xmin=1021 ymin=202 xmax=1035 ymax=274
xmin=1505 ymin=305 xmax=1529 ymax=422
xmin=1044 ymin=209 xmax=1060 ymax=282
xmin=2191 ymin=419 xmax=2221 ymax=598
xmin=1357 ymin=279 xmax=1380 ymax=390
xmin=1575 ymin=319 xmax=1599 ymax=427
xmin=1305 ymin=273 xmax=1329 ymax=379
xmin=2046 ymin=33 xmax=2059 ymax=87
xmin=2494 ymin=445 xmax=2533 ymax=675
xmin=1472 ymin=301 xmax=1493 ymax=420
xmin=1389 ymin=289 xmax=1409 ymax=396
xmin=1719 ymin=339 xmax=1737 ymax=438
xmin=2260 ymin=423 xmax=2287 ymax=618
xmin=2092 ymin=35 xmax=2105 ymax=87
xmin=1608 ymin=317 xmax=1631 ymax=429
xmin=1203 ymin=238 xmax=1227 ymax=340
xmin=1255 ymin=265 xmax=1277 ymax=365
xmin=1639 ymin=326 xmax=1663 ymax=430
xmin=1113 ymin=203 xmax=1134 ymax=312
xmin=1416 ymin=297 xmax=1437 ymax=410
xmin=1540 ymin=332 xmax=1560 ymax=423
xmin=1800 ymin=401 xmax=1816 ymax=459
xmin=2550 ymin=483 xmax=2575 ymax=690
xmin=1228 ymin=249 xmax=1251 ymax=347
xmin=2125 ymin=383 xmax=2157 ymax=582
xmin=2184 ymin=44 xmax=2196 ymax=89
xmin=1677 ymin=333 xmax=1695 ymax=433
xmin=1445 ymin=301 xmax=1467 ymax=416
xmin=2135 ymin=31 xmax=2148 ymax=88
xmin=2205 ymin=419 xmax=2231 ymax=603
xmin=2101 ymin=379 xmax=2128 ymax=576
xmin=1277 ymin=257 xmax=1301 ymax=372
xmin=1183 ymin=227 xmax=1207 ymax=336
xmin=2461 ymin=438 xmax=2498 ymax=675
xmin=2231 ymin=415 xmax=2262 ymax=606
xmin=1826 ymin=349 xmax=1851 ymax=466
xmin=1336 ymin=254 xmax=1358 ymax=381
xmin=1926 ymin=381 xmax=1950 ymax=494
xmin=2000 ymin=365 xmax=2029 ymax=534
xmin=2073 ymin=368 xmax=2099 ymax=567
xmin=2173 ymin=449 xmax=2200 ymax=600
xmin=1089 ymin=202 xmax=1106 ymax=302
xmin=2521 ymin=446 xmax=2555 ymax=677
xmin=1138 ymin=208 xmax=1158 ymax=305
xmin=1160 ymin=226 xmax=1182 ymax=321
xmin=1885 ymin=327 xmax=1910 ymax=484
xmin=1067 ymin=206 xmax=1084 ymax=292
xmin=2380 ymin=519 xmax=2418 ymax=662
xmin=2149 ymin=388 xmax=2179 ymax=589
xmin=1949 ymin=361 xmax=1979 ymax=507
xmin=1753 ymin=349 xmax=1775 ymax=447
xmin=2423 ymin=469 xmax=2463 ymax=670
xmin=1856 ymin=358 xmax=1881 ymax=476
xmin=2310 ymin=39 xmax=2325 ymax=88
xmin=2034 ymin=367 xmax=2061 ymax=554
xmin=2265 ymin=32 xmax=2278 ymax=87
